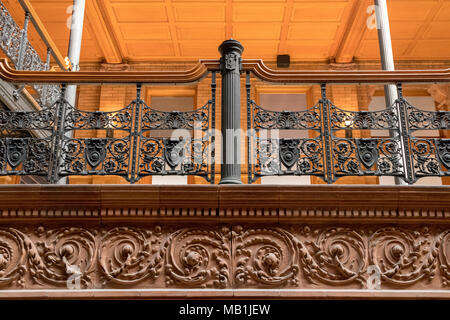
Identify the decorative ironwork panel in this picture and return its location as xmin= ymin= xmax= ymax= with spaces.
xmin=252 ymin=102 xmax=322 ymax=130
xmin=141 ymin=102 xmax=210 ymax=130
xmin=22 ymin=41 xmax=47 ymax=72
xmin=0 ymin=107 xmax=56 ymax=131
xmin=34 ymin=84 xmax=62 ymax=108
xmin=138 ymin=98 xmax=215 ymax=183
xmin=332 ymin=137 xmax=404 ymax=178
xmin=247 ymin=76 xmax=407 ymax=184
xmin=246 ymin=71 xmax=324 ymax=184
xmin=400 ymin=95 xmax=450 ymax=183
xmin=64 ymin=105 xmax=134 ymax=131
xmin=328 ymin=101 xmax=405 ymax=181
xmin=410 ymin=138 xmax=450 ymax=177
xmin=252 ymin=137 xmax=324 ymax=180
xmin=330 ymin=105 xmax=398 ymax=130
xmin=58 ymin=137 xmax=131 ymax=178
xmin=138 ymin=137 xmax=212 ymax=179
xmin=406 ymin=103 xmax=450 ymax=130
xmin=0 ymin=136 xmax=53 ymax=176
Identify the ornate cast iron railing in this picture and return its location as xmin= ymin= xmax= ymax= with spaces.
xmin=246 ymin=74 xmax=450 ymax=185
xmin=0 ymin=70 xmax=216 ymax=183
xmin=0 ymin=45 xmax=449 ymax=184
xmin=0 ymin=0 xmax=65 ymax=108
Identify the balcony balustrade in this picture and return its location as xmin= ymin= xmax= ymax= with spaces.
xmin=0 ymin=39 xmax=448 ymax=184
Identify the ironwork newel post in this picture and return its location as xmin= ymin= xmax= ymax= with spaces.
xmin=219 ymin=39 xmax=244 ymax=184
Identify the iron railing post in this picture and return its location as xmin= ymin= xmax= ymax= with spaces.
xmin=218 ymin=39 xmax=244 ymax=184
xmin=49 ymin=84 xmax=67 ymax=183
xmin=210 ymin=71 xmax=217 ymax=184
xmin=396 ymin=83 xmax=415 ymax=184
xmin=320 ymin=84 xmax=334 ymax=184
xmin=129 ymin=83 xmax=142 ymax=184
xmin=17 ymin=11 xmax=30 ymax=70
xmin=246 ymin=71 xmax=252 ymax=184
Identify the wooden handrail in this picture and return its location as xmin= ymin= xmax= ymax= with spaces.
xmin=17 ymin=0 xmax=67 ymax=70
xmin=241 ymin=60 xmax=450 ymax=83
xmin=0 ymin=58 xmax=213 ymax=84
xmin=0 ymin=58 xmax=449 ymax=85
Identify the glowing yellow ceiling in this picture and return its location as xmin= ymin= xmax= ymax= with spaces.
xmin=4 ymin=0 xmax=450 ymax=63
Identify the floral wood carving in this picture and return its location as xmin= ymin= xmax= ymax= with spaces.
xmin=0 ymin=224 xmax=449 ymax=290
xmin=165 ymin=227 xmax=230 ymax=288
xmin=234 ymin=226 xmax=299 ymax=287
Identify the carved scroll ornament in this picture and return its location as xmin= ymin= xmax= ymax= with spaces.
xmin=0 ymin=224 xmax=449 ymax=291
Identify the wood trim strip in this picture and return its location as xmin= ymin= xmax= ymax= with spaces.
xmin=0 ymin=289 xmax=448 ymax=300
xmin=0 ymin=185 xmax=449 ymax=223
xmin=0 ymin=58 xmax=449 ymax=84
xmin=241 ymin=60 xmax=450 ymax=83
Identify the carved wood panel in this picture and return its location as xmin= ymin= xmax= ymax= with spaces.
xmin=0 ymin=223 xmax=449 ymax=291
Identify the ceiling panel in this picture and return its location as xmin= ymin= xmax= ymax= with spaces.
xmin=174 ymin=4 xmax=225 ymax=22
xmin=233 ymin=4 xmax=285 ymax=22
xmin=9 ymin=0 xmax=447 ymax=63
xmin=233 ymin=23 xmax=282 ymax=39
xmin=291 ymin=2 xmax=347 ymax=22
xmin=176 ymin=23 xmax=225 ymax=40
xmin=288 ymin=23 xmax=339 ymax=40
xmin=111 ymin=3 xmax=168 ymax=22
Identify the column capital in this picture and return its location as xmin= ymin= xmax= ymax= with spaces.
xmin=218 ymin=39 xmax=244 ymax=55
xmin=219 ymin=39 xmax=244 ymax=74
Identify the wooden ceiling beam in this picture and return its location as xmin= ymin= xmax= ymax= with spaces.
xmin=164 ymin=0 xmax=181 ymax=57
xmin=277 ymin=0 xmax=294 ymax=55
xmin=85 ymin=0 xmax=122 ymax=64
xmin=332 ymin=0 xmax=372 ymax=64
xmin=403 ymin=0 xmax=445 ymax=57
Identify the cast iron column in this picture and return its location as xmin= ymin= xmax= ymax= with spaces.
xmin=375 ymin=0 xmax=406 ymax=185
xmin=58 ymin=0 xmax=85 ymax=184
xmin=219 ymin=39 xmax=244 ymax=184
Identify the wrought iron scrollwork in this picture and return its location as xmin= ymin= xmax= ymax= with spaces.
xmin=410 ymin=139 xmax=450 ymax=177
xmin=247 ymin=81 xmax=325 ymax=183
xmin=330 ymin=105 xmax=398 ymax=130
xmin=247 ymin=79 xmax=411 ymax=183
xmin=141 ymin=103 xmax=209 ymax=130
xmin=0 ymin=107 xmax=56 ymax=131
xmin=0 ymin=1 xmax=22 ymax=67
xmin=138 ymin=137 xmax=211 ymax=178
xmin=252 ymin=137 xmax=324 ymax=179
xmin=64 ymin=105 xmax=133 ymax=131
xmin=332 ymin=137 xmax=403 ymax=177
xmin=59 ymin=137 xmax=131 ymax=177
xmin=252 ymin=102 xmax=322 ymax=130
xmin=402 ymin=96 xmax=450 ymax=181
xmin=138 ymin=99 xmax=214 ymax=182
xmin=0 ymin=137 xmax=52 ymax=176
xmin=0 ymin=71 xmax=216 ymax=183
xmin=406 ymin=103 xmax=450 ymax=130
